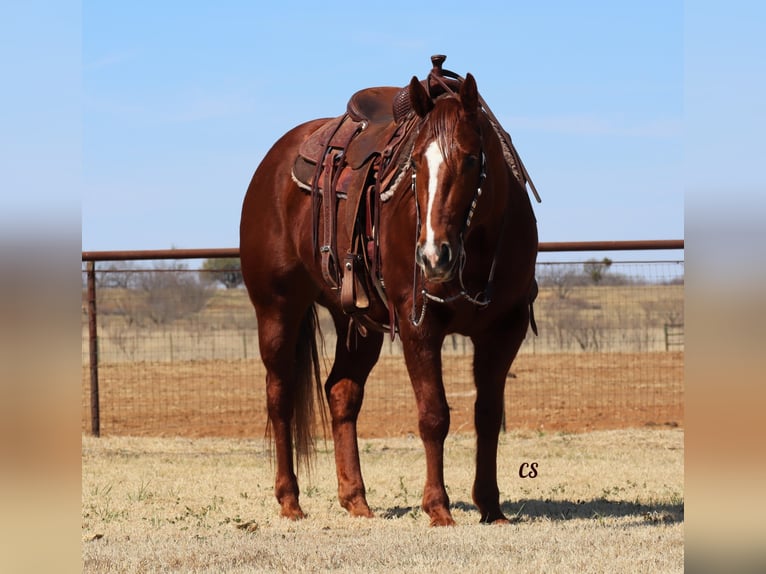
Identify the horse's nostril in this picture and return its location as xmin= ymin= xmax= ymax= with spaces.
xmin=416 ymin=242 xmax=453 ymax=275
xmin=438 ymin=243 xmax=452 ymax=267
xmin=415 ymin=245 xmax=425 ymax=267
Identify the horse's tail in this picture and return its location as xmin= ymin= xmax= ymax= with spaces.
xmin=292 ymin=304 xmax=326 ymax=473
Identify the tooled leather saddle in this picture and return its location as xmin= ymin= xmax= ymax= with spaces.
xmin=291 ymin=77 xmax=429 ymax=338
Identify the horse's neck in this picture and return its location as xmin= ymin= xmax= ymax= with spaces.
xmin=482 ymin=120 xmax=534 ymax=232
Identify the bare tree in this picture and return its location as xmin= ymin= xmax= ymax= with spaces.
xmin=641 ymin=299 xmax=684 ymax=327
xmin=109 ymin=263 xmax=215 ymax=327
xmin=583 ymin=257 xmax=612 ymax=285
xmin=201 ymin=257 xmax=243 ymax=289
xmin=537 ymin=263 xmax=581 ymax=300
xmin=97 ymin=262 xmax=138 ymax=289
xmin=137 ymin=264 xmax=216 ymax=325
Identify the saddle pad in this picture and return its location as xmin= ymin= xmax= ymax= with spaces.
xmin=291 ymin=155 xmax=319 ymax=193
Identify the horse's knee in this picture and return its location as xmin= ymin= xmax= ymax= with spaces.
xmin=418 ymin=406 xmax=450 ymax=442
xmin=473 ymin=399 xmax=504 ymax=434
xmin=325 ymin=378 xmax=364 ymax=424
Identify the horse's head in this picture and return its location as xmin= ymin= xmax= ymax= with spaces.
xmin=408 ymin=73 xmax=485 ymax=283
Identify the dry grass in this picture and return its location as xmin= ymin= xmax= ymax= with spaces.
xmin=82 ymin=428 xmax=683 ymax=573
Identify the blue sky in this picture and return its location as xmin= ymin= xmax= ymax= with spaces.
xmin=79 ymin=1 xmax=683 ymax=260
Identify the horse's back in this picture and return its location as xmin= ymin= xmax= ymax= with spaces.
xmin=241 ymin=117 xmax=328 ymax=218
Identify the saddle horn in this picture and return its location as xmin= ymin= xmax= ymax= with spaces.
xmin=392 ymin=54 xmax=463 ymax=123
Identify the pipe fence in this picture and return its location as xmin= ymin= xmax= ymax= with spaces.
xmin=81 ymin=240 xmax=684 ymax=438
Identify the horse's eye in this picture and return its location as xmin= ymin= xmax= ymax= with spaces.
xmin=410 ymin=159 xmax=419 ymax=173
xmin=464 ymin=155 xmax=478 ymax=169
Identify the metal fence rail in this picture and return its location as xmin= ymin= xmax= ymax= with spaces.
xmin=81 ymin=240 xmax=684 ymax=437
xmin=81 ymin=240 xmax=684 ymax=262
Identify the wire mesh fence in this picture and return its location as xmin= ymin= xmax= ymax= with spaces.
xmin=81 ymin=256 xmax=684 ymax=438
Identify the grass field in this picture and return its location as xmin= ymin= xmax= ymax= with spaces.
xmin=82 ymin=268 xmax=684 ymax=571
xmin=82 ymin=428 xmax=683 ymax=573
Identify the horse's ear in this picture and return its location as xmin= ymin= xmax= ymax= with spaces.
xmin=409 ymin=76 xmax=433 ymax=118
xmin=460 ymin=73 xmax=479 ymax=116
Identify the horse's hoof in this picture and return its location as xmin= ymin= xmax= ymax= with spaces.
xmin=351 ymin=509 xmax=374 ymax=518
xmin=345 ymin=500 xmax=374 ymax=518
xmin=280 ymin=505 xmax=306 ymax=520
xmin=429 ymin=514 xmax=457 ymax=527
xmin=479 ymin=512 xmax=508 ymax=524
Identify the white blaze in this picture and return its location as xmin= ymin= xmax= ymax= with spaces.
xmin=423 ymin=140 xmax=444 ymax=266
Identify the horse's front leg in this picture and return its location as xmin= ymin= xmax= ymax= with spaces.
xmin=471 ymin=306 xmax=530 ymax=523
xmin=400 ymin=329 xmax=454 ymax=526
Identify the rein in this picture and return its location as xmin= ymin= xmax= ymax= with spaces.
xmin=410 ymin=149 xmax=510 ymax=327
xmin=427 ymin=67 xmax=541 ymax=204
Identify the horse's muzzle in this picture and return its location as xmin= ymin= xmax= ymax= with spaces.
xmin=416 ymin=241 xmax=457 ymax=282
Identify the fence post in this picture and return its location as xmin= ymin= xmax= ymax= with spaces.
xmin=87 ymin=261 xmax=101 ymax=436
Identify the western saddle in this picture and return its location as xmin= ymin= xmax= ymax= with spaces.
xmin=290 ymin=55 xmax=538 ymax=340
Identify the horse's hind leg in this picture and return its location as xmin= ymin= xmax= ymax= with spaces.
xmin=256 ymin=303 xmax=316 ymax=520
xmin=471 ymin=306 xmax=530 ymax=523
xmin=324 ymin=316 xmax=383 ymax=517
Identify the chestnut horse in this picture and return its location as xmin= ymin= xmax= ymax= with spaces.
xmin=240 ymin=63 xmax=538 ymax=525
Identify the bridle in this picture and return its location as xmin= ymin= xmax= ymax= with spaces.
xmin=396 ymin=59 xmax=537 ymax=329
xmin=410 ymin=145 xmax=510 ymax=327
